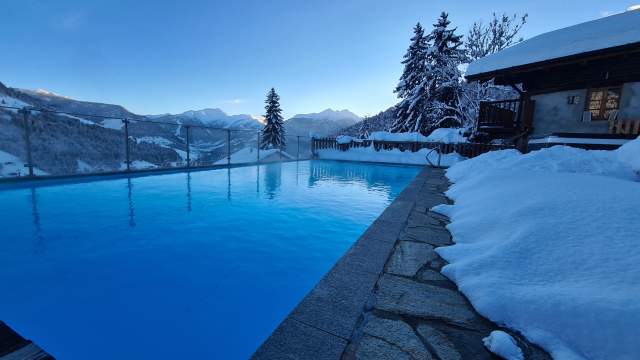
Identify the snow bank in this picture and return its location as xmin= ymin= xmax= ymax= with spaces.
xmin=0 ymin=94 xmax=30 ymax=111
xmin=119 ymin=160 xmax=157 ymax=170
xmin=483 ymin=331 xmax=523 ymax=360
xmin=336 ymin=135 xmax=357 ymax=144
xmin=616 ymin=135 xmax=640 ymax=173
xmin=0 ymin=150 xmax=47 ymax=177
xmin=435 ymin=140 xmax=640 ymax=360
xmin=365 ymin=129 xmax=467 ymax=144
xmin=423 ymin=128 xmax=468 ymax=144
xmin=317 ymin=146 xmax=466 ymax=166
xmin=101 ymin=118 xmax=124 ymax=130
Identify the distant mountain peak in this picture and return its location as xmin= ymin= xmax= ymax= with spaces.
xmin=21 ymin=88 xmax=72 ymax=100
xmin=292 ymin=109 xmax=361 ymax=122
xmin=180 ymin=108 xmax=228 ymax=118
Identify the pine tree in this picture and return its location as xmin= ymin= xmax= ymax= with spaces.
xmin=260 ymin=88 xmax=286 ymax=150
xmin=392 ymin=13 xmax=465 ymax=135
xmin=391 ymin=23 xmax=428 ymax=133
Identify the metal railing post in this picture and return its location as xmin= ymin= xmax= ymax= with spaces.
xmin=256 ymin=132 xmax=260 ymax=163
xmin=123 ymin=119 xmax=131 ymax=171
xmin=185 ymin=125 xmax=191 ymax=168
xmin=227 ymin=129 xmax=231 ymax=166
xmin=19 ymin=107 xmax=34 ymax=177
xmin=297 ymin=136 xmax=300 ymax=160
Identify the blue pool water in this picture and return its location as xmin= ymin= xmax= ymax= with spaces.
xmin=0 ymin=160 xmax=420 ymax=359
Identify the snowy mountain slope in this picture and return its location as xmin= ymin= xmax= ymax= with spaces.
xmin=285 ymin=108 xmax=361 ymax=137
xmin=338 ymin=106 xmax=397 ymax=137
xmin=291 ymin=108 xmax=361 ymax=122
xmin=152 ymin=108 xmax=262 ymax=130
xmin=10 ymin=87 xmax=141 ymax=122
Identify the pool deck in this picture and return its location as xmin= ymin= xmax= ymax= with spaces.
xmin=253 ymin=167 xmax=550 ymax=359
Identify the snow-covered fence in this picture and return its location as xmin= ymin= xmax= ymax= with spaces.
xmin=311 ymin=137 xmax=513 ymax=159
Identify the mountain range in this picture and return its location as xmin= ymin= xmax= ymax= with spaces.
xmin=286 ymin=109 xmax=361 ymax=137
xmin=0 ymin=81 xmax=362 ymax=176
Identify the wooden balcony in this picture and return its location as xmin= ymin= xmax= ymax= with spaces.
xmin=477 ymin=99 xmax=535 ymax=139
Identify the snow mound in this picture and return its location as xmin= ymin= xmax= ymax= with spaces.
xmin=483 ymin=331 xmax=523 ymax=360
xmin=317 ymin=146 xmax=466 ymax=166
xmin=616 ymin=135 xmax=640 ymax=173
xmin=435 ymin=139 xmax=640 ymax=360
xmin=366 ymin=129 xmax=467 ymax=144
xmin=0 ymin=150 xmax=47 ymax=177
xmin=423 ymin=128 xmax=468 ymax=144
xmin=448 ymin=144 xmax=638 ymax=183
xmin=336 ymin=135 xmax=357 ymax=145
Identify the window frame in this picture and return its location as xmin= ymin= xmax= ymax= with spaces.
xmin=585 ymin=86 xmax=622 ymax=120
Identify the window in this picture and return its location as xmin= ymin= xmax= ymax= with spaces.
xmin=586 ymin=87 xmax=621 ymax=120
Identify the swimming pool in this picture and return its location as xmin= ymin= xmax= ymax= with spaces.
xmin=0 ymin=160 xmax=421 ymax=359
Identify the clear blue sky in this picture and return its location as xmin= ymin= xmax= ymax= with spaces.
xmin=0 ymin=0 xmax=636 ymax=118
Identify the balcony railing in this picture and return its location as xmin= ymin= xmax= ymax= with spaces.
xmin=477 ymin=99 xmax=535 ymax=136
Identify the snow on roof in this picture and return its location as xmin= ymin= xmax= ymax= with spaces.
xmin=466 ymin=9 xmax=640 ymax=77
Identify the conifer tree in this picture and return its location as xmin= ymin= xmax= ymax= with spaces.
xmin=260 ymin=88 xmax=286 ymax=150
xmin=391 ymin=23 xmax=428 ymax=133
xmin=393 ymin=12 xmax=465 ymax=135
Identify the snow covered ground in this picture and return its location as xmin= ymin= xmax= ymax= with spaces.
xmin=0 ymin=94 xmax=29 ymax=111
xmin=433 ymin=139 xmax=640 ymax=360
xmin=0 ymin=150 xmax=47 ymax=177
xmin=317 ymin=146 xmax=466 ymax=166
xmin=101 ymin=118 xmax=124 ymax=130
xmin=336 ymin=128 xmax=468 ymax=144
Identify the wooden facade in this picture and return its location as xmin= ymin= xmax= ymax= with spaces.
xmin=467 ymin=42 xmax=640 ymax=141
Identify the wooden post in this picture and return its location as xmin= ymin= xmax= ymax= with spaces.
xmin=297 ymin=136 xmax=300 ymax=160
xmin=19 ymin=108 xmax=34 ymax=177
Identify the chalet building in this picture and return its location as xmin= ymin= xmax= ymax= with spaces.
xmin=466 ymin=9 xmax=640 ymax=150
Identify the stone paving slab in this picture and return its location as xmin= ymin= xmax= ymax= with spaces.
xmin=252 ymin=318 xmax=347 ymax=360
xmin=288 ymin=264 xmax=379 ymax=339
xmin=355 ymin=315 xmax=433 ymax=360
xmin=385 ymin=241 xmax=438 ymax=277
xmin=374 ymin=274 xmax=484 ymax=329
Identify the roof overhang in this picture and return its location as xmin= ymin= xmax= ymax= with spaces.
xmin=465 ymin=41 xmax=640 ymax=84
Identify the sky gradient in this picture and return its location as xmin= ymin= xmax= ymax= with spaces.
xmin=1 ymin=0 xmax=637 ymax=118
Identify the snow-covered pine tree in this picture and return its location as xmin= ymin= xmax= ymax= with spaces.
xmin=403 ymin=12 xmax=465 ymax=135
xmin=391 ymin=23 xmax=428 ymax=133
xmin=260 ymin=88 xmax=286 ymax=150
